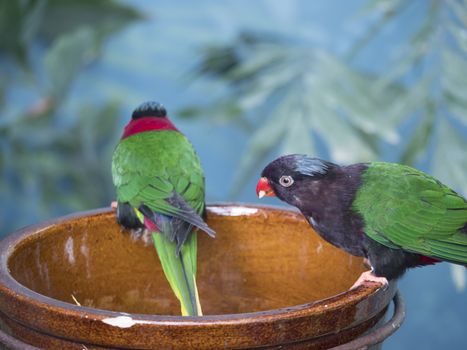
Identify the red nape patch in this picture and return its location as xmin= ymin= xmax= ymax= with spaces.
xmin=419 ymin=255 xmax=441 ymax=266
xmin=144 ymin=217 xmax=159 ymax=232
xmin=122 ymin=117 xmax=178 ymax=139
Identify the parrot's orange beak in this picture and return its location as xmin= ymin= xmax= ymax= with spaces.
xmin=256 ymin=177 xmax=276 ymax=198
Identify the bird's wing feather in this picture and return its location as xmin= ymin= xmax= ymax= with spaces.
xmin=139 ymin=191 xmax=215 ymax=243
xmin=353 ymin=162 xmax=467 ymax=263
xmin=112 ymin=131 xmax=214 ymax=241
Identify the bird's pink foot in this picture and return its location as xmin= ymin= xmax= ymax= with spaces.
xmin=350 ymin=270 xmax=388 ymax=290
xmin=110 ymin=201 xmax=117 ymax=210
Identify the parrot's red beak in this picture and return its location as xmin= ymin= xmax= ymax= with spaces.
xmin=256 ymin=177 xmax=276 ymax=198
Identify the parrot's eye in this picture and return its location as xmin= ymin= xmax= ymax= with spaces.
xmin=279 ymin=175 xmax=294 ymax=187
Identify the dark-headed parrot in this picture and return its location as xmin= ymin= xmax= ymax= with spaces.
xmin=257 ymin=154 xmax=467 ymax=288
xmin=111 ymin=101 xmax=215 ymax=315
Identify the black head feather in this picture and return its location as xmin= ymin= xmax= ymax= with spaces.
xmin=261 ymin=154 xmax=333 ymax=179
xmin=132 ymin=101 xmax=167 ymax=120
xmin=289 ymin=154 xmax=331 ymax=177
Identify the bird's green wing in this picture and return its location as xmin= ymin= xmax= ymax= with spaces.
xmin=353 ymin=162 xmax=467 ymax=264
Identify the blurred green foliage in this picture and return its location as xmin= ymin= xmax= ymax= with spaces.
xmin=0 ymin=0 xmax=142 ymax=232
xmin=1 ymin=0 xmax=466 ymax=238
xmin=183 ymin=0 xmax=467 ymax=197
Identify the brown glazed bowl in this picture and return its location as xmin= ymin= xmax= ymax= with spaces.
xmin=0 ymin=204 xmax=397 ymax=349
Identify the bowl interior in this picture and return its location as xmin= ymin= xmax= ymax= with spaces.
xmin=8 ymin=205 xmax=365 ymax=315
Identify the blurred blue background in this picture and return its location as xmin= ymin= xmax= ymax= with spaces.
xmin=1 ymin=0 xmax=466 ymax=348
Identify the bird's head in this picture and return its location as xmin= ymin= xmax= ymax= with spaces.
xmin=122 ymin=101 xmax=177 ymax=139
xmin=131 ymin=101 xmax=167 ymax=120
xmin=256 ymin=154 xmax=334 ymax=207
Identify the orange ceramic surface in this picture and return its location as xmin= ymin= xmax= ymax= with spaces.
xmin=0 ymin=204 xmax=396 ymax=349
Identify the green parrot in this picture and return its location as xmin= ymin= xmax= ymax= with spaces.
xmin=111 ymin=101 xmax=215 ymax=316
xmin=257 ymin=154 xmax=467 ymax=288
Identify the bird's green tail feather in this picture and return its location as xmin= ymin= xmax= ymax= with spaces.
xmin=152 ymin=232 xmax=202 ymax=316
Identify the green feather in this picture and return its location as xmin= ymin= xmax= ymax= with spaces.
xmin=353 ymin=162 xmax=467 ymax=263
xmin=152 ymin=232 xmax=202 ymax=315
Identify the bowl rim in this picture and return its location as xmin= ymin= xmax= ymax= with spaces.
xmin=0 ymin=203 xmax=395 ymax=347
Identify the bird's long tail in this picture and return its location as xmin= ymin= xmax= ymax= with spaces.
xmin=152 ymin=232 xmax=202 ymax=316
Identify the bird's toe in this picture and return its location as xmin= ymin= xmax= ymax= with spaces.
xmin=350 ymin=270 xmax=388 ymax=290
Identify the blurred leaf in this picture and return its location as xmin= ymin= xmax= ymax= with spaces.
xmin=21 ymin=0 xmax=47 ymax=47
xmin=229 ymin=98 xmax=291 ymax=195
xmin=380 ymin=75 xmax=431 ymax=129
xmin=448 ymin=23 xmax=467 ymax=56
xmin=432 ymin=119 xmax=467 ymax=196
xmin=0 ymin=0 xmax=46 ymax=66
xmin=237 ymin=63 xmax=299 ymax=110
xmin=178 ymin=106 xmax=206 ymax=119
xmin=443 ymin=49 xmax=467 ymax=89
xmin=400 ymin=105 xmax=435 ymax=165
xmin=356 ymin=0 xmax=406 ymax=16
xmin=445 ymin=91 xmax=467 ymax=125
xmin=38 ymin=0 xmax=142 ymax=43
xmin=448 ymin=0 xmax=467 ymax=28
xmin=309 ymin=101 xmax=377 ymax=163
xmin=227 ymin=48 xmax=288 ymax=84
xmin=348 ymin=0 xmax=407 ymax=60
xmin=313 ymin=52 xmax=401 ymax=143
xmin=44 ymin=27 xmax=100 ymax=102
xmin=177 ymin=101 xmax=253 ymax=132
xmin=450 ymin=264 xmax=466 ymax=292
xmin=374 ymin=6 xmax=437 ymax=90
xmin=442 ymin=49 xmax=467 ymax=126
xmin=281 ymin=103 xmax=315 ymax=156
xmin=193 ymin=45 xmax=239 ymax=79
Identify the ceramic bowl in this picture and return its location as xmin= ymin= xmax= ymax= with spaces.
xmin=0 ymin=204 xmax=396 ymax=349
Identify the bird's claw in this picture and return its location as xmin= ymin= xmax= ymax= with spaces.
xmin=350 ymin=270 xmax=389 ymax=290
xmin=362 ymin=258 xmax=372 ymax=269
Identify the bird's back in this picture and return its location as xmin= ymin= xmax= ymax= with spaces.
xmin=111 ymin=130 xmax=205 ymax=214
xmin=352 ymin=162 xmax=467 ymax=264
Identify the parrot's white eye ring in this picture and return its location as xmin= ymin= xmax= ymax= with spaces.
xmin=279 ymin=175 xmax=294 ymax=187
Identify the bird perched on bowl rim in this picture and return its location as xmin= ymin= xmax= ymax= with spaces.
xmin=256 ymin=154 xmax=467 ymax=289
xmin=111 ymin=101 xmax=215 ymax=315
